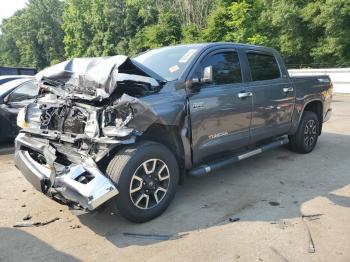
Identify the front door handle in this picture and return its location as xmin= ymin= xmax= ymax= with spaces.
xmin=283 ymin=87 xmax=294 ymax=93
xmin=238 ymin=92 xmax=253 ymax=99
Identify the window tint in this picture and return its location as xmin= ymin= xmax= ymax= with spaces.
xmin=201 ymin=51 xmax=242 ymax=85
xmin=8 ymin=81 xmax=37 ymax=102
xmin=247 ymin=53 xmax=281 ymax=81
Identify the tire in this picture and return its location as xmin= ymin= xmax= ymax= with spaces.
xmin=289 ymin=111 xmax=320 ymax=154
xmin=106 ymin=141 xmax=179 ymax=223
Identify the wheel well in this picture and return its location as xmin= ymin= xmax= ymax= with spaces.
xmin=303 ymin=100 xmax=323 ymax=135
xmin=137 ymin=124 xmax=186 ymax=184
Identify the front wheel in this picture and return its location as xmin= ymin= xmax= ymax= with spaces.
xmin=289 ymin=111 xmax=320 ymax=153
xmin=106 ymin=141 xmax=179 ymax=223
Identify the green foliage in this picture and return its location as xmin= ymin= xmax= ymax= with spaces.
xmin=301 ymin=0 xmax=350 ymax=66
xmin=1 ymin=0 xmax=350 ymax=69
xmin=0 ymin=0 xmax=64 ymax=69
xmin=133 ymin=12 xmax=182 ymax=52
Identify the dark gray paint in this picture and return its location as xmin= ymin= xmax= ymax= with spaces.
xmin=15 ymin=42 xmax=332 ymax=170
xmin=135 ymin=43 xmax=332 ymax=167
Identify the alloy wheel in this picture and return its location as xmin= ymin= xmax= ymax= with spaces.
xmin=129 ymin=159 xmax=170 ymax=210
xmin=304 ymin=119 xmax=317 ymax=148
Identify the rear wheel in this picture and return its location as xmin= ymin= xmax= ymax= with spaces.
xmin=106 ymin=141 xmax=179 ymax=223
xmin=289 ymin=111 xmax=320 ymax=153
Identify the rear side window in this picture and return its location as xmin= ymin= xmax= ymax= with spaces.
xmin=247 ymin=53 xmax=281 ymax=81
xmin=201 ymin=51 xmax=242 ymax=85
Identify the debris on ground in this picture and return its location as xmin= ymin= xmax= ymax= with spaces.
xmin=302 ymin=214 xmax=323 ymax=219
xmin=123 ymin=232 xmax=172 ymax=241
xmin=302 ymin=213 xmax=323 ymax=222
xmin=22 ymin=214 xmax=32 ymax=221
xmin=270 ymin=247 xmax=289 ymax=262
xmin=271 ymin=220 xmax=292 ymax=230
xmin=14 ymin=217 xmax=60 ymax=228
xmin=301 ymin=214 xmax=317 ymax=253
xmin=229 ymin=217 xmax=240 ymax=223
xmin=269 ymin=201 xmax=280 ymax=206
xmin=70 ymin=225 xmax=81 ymax=229
xmin=21 ymin=204 xmax=26 ymax=207
xmin=123 ymin=232 xmax=188 ymax=241
xmin=22 ymin=189 xmax=26 ymax=192
xmin=68 ymin=207 xmax=89 ymax=216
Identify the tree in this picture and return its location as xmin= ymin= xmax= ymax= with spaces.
xmin=2 ymin=0 xmax=350 ymax=69
xmin=301 ymin=0 xmax=350 ymax=66
xmin=203 ymin=0 xmax=268 ymax=45
xmin=0 ymin=0 xmax=64 ymax=69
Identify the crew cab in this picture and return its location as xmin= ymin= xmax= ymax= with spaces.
xmin=14 ymin=43 xmax=332 ymax=222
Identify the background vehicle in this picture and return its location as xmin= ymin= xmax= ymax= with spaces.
xmin=0 ymin=78 xmax=37 ymax=141
xmin=0 ymin=66 xmax=37 ymax=76
xmin=14 ymin=43 xmax=332 ymax=222
xmin=0 ymin=75 xmax=35 ymax=86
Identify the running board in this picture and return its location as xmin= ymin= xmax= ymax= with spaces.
xmin=188 ymin=136 xmax=289 ymax=177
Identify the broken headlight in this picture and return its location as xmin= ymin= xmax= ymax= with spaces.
xmin=102 ymin=105 xmax=134 ymax=137
xmin=17 ymin=104 xmax=41 ymax=129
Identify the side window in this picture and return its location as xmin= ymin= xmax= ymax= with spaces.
xmin=201 ymin=51 xmax=242 ymax=85
xmin=8 ymin=81 xmax=37 ymax=102
xmin=247 ymin=53 xmax=281 ymax=81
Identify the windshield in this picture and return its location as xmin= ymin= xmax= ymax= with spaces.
xmin=133 ymin=45 xmax=203 ymax=81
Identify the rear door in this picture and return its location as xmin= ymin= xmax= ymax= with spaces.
xmin=188 ymin=49 xmax=253 ymax=164
xmin=245 ymin=51 xmax=295 ymax=142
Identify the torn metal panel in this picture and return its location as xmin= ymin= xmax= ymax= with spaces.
xmin=107 ymin=94 xmax=159 ymax=132
xmin=15 ymin=134 xmax=118 ymax=211
xmin=15 ymin=54 xmax=188 ymax=212
xmin=36 ymin=55 xmax=165 ymax=98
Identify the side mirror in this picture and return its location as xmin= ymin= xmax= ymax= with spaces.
xmin=202 ymin=66 xmax=213 ymax=83
xmin=190 ymin=66 xmax=213 ymax=89
xmin=3 ymin=95 xmax=9 ymax=104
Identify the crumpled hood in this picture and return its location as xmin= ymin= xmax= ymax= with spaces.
xmin=36 ymin=55 xmax=165 ymax=97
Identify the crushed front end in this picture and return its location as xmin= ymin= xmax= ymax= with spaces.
xmin=15 ymin=133 xmax=119 ymax=210
xmin=14 ymin=55 xmax=162 ymax=211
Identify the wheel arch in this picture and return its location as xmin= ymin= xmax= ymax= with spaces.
xmin=136 ymin=123 xmax=187 ymax=184
xmin=302 ymin=100 xmax=323 ymax=135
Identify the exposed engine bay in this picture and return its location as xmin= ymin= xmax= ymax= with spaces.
xmin=19 ymin=55 xmax=164 ymax=162
xmin=14 ymin=55 xmax=168 ymax=211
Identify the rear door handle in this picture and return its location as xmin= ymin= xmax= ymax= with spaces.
xmin=238 ymin=92 xmax=253 ymax=99
xmin=283 ymin=87 xmax=294 ymax=93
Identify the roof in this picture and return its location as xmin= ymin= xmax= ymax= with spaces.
xmin=0 ymin=75 xmax=34 ymax=80
xmin=162 ymin=42 xmax=277 ymax=53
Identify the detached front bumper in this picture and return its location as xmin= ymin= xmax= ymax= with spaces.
xmin=14 ymin=133 xmax=118 ymax=211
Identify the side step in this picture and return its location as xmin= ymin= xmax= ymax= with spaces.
xmin=188 ymin=136 xmax=289 ymax=177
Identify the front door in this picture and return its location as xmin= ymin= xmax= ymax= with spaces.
xmin=188 ymin=50 xmax=253 ymax=165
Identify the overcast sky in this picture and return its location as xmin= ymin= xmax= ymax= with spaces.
xmin=0 ymin=0 xmax=28 ymax=24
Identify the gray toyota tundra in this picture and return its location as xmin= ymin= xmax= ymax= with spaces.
xmin=14 ymin=43 xmax=333 ymax=222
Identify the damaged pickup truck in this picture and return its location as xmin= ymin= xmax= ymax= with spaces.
xmin=14 ymin=43 xmax=333 ymax=222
